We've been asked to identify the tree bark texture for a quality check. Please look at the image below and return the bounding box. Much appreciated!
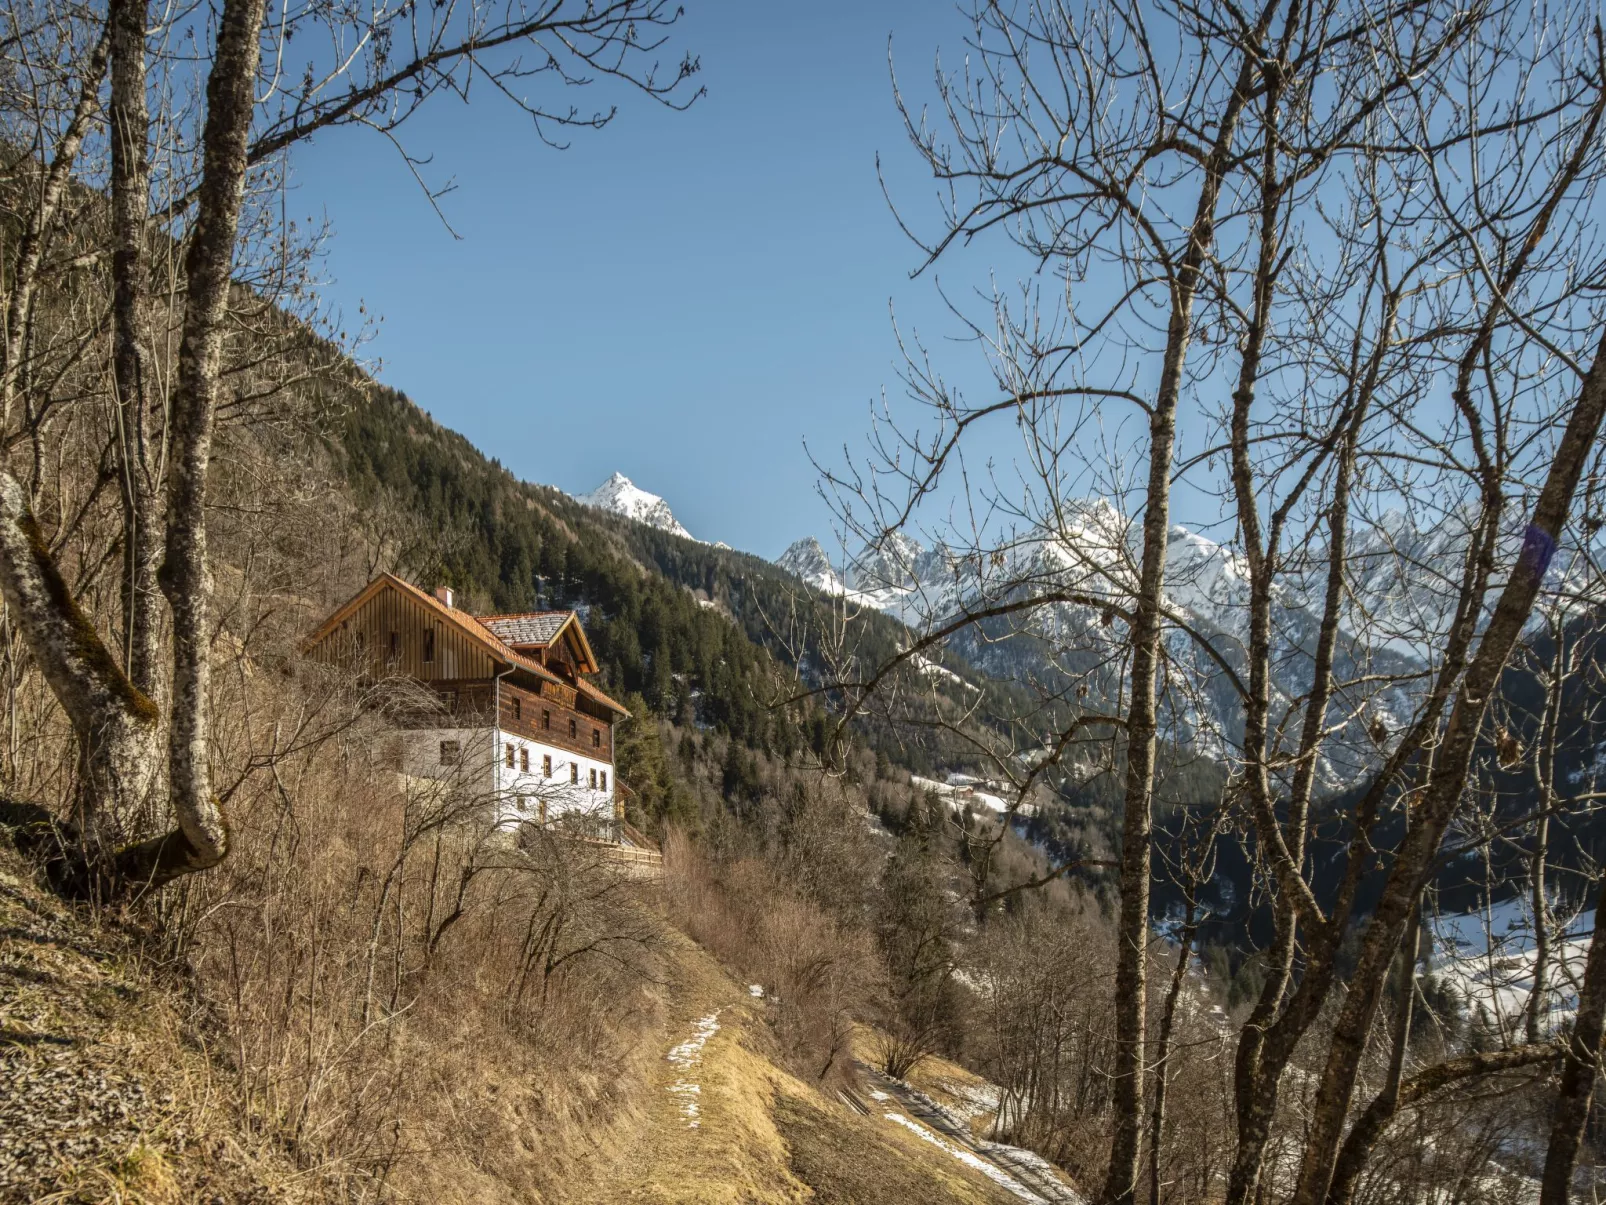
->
[0,471,159,855]
[1101,35,1262,1201]
[120,0,271,890]
[0,28,110,431]
[108,0,164,699]
[1327,1043,1562,1205]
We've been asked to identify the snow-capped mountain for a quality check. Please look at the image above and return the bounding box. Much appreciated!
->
[776,537,847,595]
[575,472,693,540]
[774,501,1442,782]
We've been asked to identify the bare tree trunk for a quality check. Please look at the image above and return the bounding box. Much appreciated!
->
[1540,869,1606,1205]
[1319,910,1422,1205]
[108,0,164,699]
[1528,812,1554,1044]
[116,0,269,889]
[0,26,110,431]
[1527,613,1565,1044]
[1102,36,1264,1196]
[1289,321,1606,1205]
[0,472,160,859]
[1148,899,1200,1205]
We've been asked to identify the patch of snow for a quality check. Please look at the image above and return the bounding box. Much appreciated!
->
[666,1011,722,1128]
[1430,898,1595,1035]
[910,653,981,693]
[883,1112,1048,1202]
[911,775,1016,815]
[748,984,764,997]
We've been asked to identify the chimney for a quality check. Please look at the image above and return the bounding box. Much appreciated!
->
[434,585,455,609]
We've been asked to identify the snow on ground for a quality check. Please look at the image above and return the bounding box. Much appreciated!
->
[665,1011,722,1128]
[909,653,981,694]
[882,1112,1048,1203]
[944,1080,1002,1122]
[1429,897,1595,1034]
[910,775,1019,816]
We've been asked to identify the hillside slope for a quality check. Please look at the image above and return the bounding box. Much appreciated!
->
[0,843,291,1203]
[0,828,1064,1205]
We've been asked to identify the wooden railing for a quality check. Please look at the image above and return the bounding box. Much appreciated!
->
[619,820,660,854]
[567,834,662,874]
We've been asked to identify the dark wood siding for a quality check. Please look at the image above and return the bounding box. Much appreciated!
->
[498,682,613,763]
[391,680,612,764]
[308,585,498,682]
[308,582,616,762]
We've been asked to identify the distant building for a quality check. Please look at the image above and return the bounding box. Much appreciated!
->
[303,574,630,836]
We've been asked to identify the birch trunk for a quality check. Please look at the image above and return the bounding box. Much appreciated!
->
[0,472,160,860]
[116,0,269,889]
[108,0,164,699]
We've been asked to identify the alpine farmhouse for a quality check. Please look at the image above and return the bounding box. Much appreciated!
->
[303,574,631,836]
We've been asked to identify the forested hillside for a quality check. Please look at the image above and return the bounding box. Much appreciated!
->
[331,381,1067,790]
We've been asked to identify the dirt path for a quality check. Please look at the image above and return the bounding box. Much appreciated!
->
[568,932,807,1204]
[857,1064,1086,1205]
[568,931,1035,1205]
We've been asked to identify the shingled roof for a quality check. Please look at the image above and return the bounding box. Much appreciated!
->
[478,612,571,647]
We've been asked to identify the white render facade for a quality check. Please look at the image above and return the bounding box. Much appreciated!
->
[401,725,618,831]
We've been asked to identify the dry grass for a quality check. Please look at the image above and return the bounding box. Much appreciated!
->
[160,674,674,1203]
[566,929,1023,1205]
[659,831,882,1087]
[772,1091,1020,1205]
[0,846,292,1204]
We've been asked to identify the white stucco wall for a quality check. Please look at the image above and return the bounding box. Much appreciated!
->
[399,725,615,831]
[493,728,615,828]
[400,726,497,794]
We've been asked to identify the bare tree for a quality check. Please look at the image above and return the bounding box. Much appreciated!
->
[0,0,702,893]
[821,1,1606,1200]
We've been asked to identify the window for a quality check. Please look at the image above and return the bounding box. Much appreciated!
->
[388,631,399,659]
[600,771,607,792]
[542,754,552,777]
[354,630,365,654]
[443,690,458,712]
[516,794,528,813]
[589,768,597,789]
[542,709,551,730]
[592,728,601,749]
[423,627,435,663]
[505,743,515,769]
[569,718,577,740]
[520,747,529,773]
[439,740,460,766]
[570,763,579,785]
[512,696,521,720]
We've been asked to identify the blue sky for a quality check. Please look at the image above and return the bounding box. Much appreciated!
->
[291,0,1010,559]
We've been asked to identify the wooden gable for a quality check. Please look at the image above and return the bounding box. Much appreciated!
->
[304,575,630,719]
[304,577,500,682]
